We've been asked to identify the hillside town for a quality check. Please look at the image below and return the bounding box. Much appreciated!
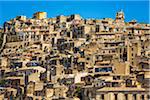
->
[0,10,150,100]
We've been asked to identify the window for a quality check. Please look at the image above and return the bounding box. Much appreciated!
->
[81,77,85,81]
[114,94,118,100]
[147,95,150,99]
[112,50,115,53]
[125,94,128,100]
[133,94,136,100]
[101,94,104,100]
[95,68,99,72]
[87,57,90,60]
[141,95,144,100]
[96,25,99,32]
[132,48,134,51]
[32,56,37,61]
[39,57,42,61]
[113,76,120,80]
[112,82,120,87]
[95,67,112,72]
[126,79,132,87]
[132,53,134,56]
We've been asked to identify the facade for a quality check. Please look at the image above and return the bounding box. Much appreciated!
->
[33,12,47,19]
[0,10,150,100]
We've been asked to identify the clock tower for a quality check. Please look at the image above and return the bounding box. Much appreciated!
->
[115,10,125,23]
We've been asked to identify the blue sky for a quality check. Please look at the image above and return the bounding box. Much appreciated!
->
[0,0,149,26]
